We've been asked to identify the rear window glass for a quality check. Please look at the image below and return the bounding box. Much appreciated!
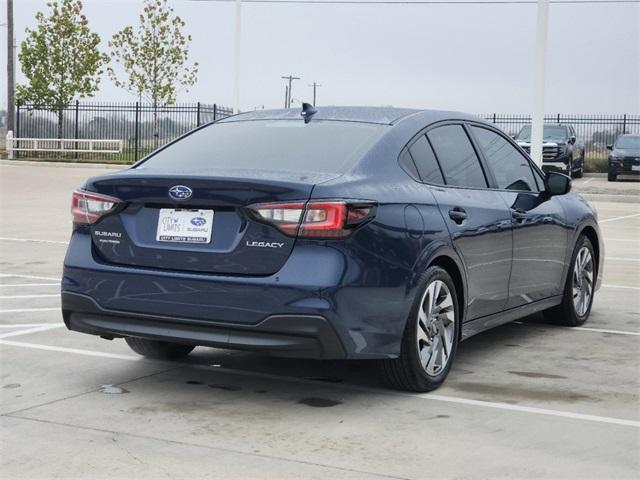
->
[138,120,387,173]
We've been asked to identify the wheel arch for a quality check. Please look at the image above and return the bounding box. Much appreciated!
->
[578,224,601,283]
[428,254,467,325]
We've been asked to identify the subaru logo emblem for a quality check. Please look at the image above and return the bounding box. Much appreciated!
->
[190,217,206,226]
[168,185,192,201]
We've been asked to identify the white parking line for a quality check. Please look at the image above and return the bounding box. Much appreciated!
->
[599,213,640,224]
[0,308,60,314]
[602,284,640,291]
[0,339,139,361]
[605,257,640,262]
[0,294,60,299]
[0,283,60,288]
[514,321,640,337]
[0,337,637,429]
[581,178,595,185]
[0,274,60,281]
[604,238,640,243]
[0,324,64,339]
[0,323,63,328]
[0,237,68,245]
[572,326,640,336]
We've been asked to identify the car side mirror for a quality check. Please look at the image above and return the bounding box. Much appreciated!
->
[546,172,571,196]
[606,145,613,151]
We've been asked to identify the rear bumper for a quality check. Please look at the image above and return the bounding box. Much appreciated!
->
[62,230,414,359]
[63,291,347,359]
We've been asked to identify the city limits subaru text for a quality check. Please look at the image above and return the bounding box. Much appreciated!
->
[62,107,604,391]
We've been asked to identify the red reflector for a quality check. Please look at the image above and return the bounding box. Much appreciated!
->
[71,190,120,225]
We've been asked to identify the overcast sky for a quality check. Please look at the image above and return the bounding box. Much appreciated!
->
[1,0,639,113]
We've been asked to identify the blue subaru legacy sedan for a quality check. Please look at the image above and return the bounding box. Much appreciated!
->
[62,107,604,391]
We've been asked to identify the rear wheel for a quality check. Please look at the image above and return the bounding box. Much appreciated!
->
[125,337,195,360]
[544,235,596,326]
[380,266,460,392]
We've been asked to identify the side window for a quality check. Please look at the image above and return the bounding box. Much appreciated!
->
[426,125,487,188]
[399,149,420,181]
[409,135,445,184]
[471,126,537,192]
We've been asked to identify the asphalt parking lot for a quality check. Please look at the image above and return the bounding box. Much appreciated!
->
[1,161,638,479]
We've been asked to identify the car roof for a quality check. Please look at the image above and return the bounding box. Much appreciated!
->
[219,106,482,126]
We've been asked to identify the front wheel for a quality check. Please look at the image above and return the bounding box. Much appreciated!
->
[380,266,460,392]
[608,171,617,182]
[574,159,584,178]
[544,235,596,326]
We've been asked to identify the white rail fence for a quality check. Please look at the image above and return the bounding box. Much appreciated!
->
[6,131,122,159]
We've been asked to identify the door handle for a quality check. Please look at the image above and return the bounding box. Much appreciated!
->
[449,207,467,224]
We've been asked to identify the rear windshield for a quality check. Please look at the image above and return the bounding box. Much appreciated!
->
[138,120,387,173]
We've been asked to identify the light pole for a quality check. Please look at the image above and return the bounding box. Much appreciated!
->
[530,0,549,168]
[5,0,15,133]
[233,0,242,113]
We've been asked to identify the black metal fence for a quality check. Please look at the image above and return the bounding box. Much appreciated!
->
[10,106,639,169]
[14,101,233,163]
[481,114,640,167]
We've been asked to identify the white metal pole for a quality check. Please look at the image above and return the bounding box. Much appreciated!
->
[233,0,242,113]
[531,0,549,168]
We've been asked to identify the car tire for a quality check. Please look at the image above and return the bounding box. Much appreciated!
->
[125,337,195,360]
[379,266,460,392]
[608,172,617,182]
[544,235,596,327]
[574,159,584,178]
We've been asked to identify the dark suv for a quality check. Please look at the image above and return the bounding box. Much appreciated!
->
[607,134,640,182]
[515,124,584,178]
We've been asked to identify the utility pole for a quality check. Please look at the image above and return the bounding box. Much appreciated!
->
[530,0,549,167]
[309,82,322,106]
[284,85,289,109]
[281,75,300,109]
[6,0,15,133]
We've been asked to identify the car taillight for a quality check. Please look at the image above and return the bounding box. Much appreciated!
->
[71,190,120,225]
[249,200,375,239]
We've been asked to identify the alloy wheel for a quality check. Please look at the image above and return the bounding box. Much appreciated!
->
[416,280,455,376]
[572,246,594,317]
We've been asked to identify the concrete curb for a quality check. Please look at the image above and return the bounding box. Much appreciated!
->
[0,159,127,170]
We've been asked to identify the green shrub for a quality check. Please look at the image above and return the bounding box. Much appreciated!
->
[585,155,609,173]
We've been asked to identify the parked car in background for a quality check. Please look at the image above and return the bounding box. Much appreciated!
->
[62,107,603,392]
[607,134,640,182]
[514,124,585,178]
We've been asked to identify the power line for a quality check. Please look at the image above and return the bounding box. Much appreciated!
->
[184,0,640,5]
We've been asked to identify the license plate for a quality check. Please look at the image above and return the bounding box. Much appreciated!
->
[156,209,214,243]
[632,165,640,172]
